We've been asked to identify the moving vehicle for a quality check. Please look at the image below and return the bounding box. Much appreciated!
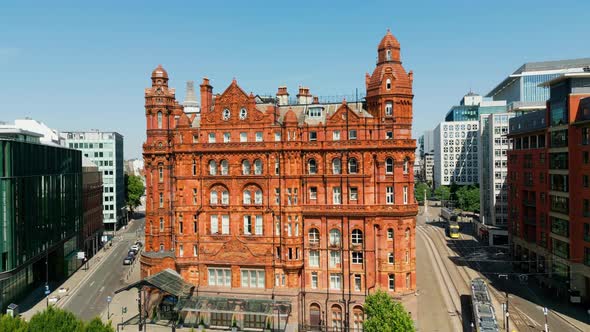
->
[471,278,499,332]
[447,221,460,239]
[123,256,133,265]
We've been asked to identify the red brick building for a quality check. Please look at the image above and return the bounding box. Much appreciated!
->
[508,72,590,303]
[141,30,417,330]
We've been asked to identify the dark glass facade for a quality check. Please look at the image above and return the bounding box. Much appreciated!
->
[0,139,83,310]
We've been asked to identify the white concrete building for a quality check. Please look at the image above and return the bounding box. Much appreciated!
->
[433,121,479,187]
[477,113,514,246]
[10,118,65,146]
[423,153,434,184]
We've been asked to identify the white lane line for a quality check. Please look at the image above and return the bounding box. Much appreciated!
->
[89,281,95,288]
[99,286,105,293]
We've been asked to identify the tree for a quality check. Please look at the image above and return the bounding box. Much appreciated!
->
[125,174,145,213]
[1,307,114,332]
[455,185,480,212]
[433,185,450,201]
[363,289,415,332]
[414,182,431,203]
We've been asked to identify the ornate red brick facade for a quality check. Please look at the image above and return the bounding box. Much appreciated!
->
[141,30,417,330]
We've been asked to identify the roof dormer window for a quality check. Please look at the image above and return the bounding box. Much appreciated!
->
[308,107,323,118]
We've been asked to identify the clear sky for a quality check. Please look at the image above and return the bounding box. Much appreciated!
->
[1,0,589,158]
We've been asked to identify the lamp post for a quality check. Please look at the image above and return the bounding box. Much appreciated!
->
[107,296,112,320]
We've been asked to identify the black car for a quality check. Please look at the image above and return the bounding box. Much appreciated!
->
[123,256,133,265]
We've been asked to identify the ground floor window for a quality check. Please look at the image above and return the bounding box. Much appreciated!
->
[352,306,364,332]
[244,314,265,329]
[208,268,231,287]
[241,269,265,288]
[331,305,342,331]
[210,312,232,327]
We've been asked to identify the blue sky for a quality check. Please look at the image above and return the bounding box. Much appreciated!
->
[1,0,589,158]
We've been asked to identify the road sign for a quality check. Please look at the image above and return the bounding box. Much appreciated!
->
[107,296,112,303]
[77,251,85,260]
[543,307,548,315]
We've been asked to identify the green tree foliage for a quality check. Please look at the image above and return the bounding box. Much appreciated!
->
[455,185,480,212]
[363,289,415,332]
[414,182,431,202]
[0,314,28,332]
[0,307,114,332]
[125,174,145,212]
[433,185,451,201]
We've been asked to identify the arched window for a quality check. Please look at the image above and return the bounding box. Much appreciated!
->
[159,243,164,252]
[221,190,229,205]
[254,190,263,204]
[387,228,394,240]
[388,274,395,291]
[386,78,391,90]
[386,158,394,174]
[388,252,394,264]
[308,228,320,244]
[158,163,164,182]
[220,160,229,175]
[405,227,410,240]
[348,158,358,174]
[331,305,343,332]
[308,159,317,174]
[254,159,263,175]
[159,217,164,231]
[310,304,321,329]
[329,229,341,246]
[351,229,363,245]
[157,111,163,129]
[210,191,218,205]
[243,190,252,204]
[209,160,217,175]
[352,306,364,332]
[403,158,409,174]
[242,160,251,175]
[332,158,341,174]
[386,50,392,61]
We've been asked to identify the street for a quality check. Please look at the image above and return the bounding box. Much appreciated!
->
[62,217,144,321]
[417,201,588,332]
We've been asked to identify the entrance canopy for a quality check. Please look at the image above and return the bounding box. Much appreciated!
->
[116,268,193,296]
[176,296,291,317]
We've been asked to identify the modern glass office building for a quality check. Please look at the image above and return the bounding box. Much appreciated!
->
[64,131,125,232]
[0,129,83,311]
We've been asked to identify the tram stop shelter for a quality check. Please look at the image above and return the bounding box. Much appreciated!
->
[116,269,291,331]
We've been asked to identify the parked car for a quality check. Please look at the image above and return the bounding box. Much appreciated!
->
[135,241,143,247]
[127,251,136,258]
[123,256,133,265]
[130,245,140,253]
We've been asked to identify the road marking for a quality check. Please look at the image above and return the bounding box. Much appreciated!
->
[99,286,105,293]
[89,281,95,287]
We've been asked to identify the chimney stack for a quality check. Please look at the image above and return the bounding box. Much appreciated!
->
[297,86,312,105]
[200,77,213,112]
[312,96,319,104]
[276,86,289,106]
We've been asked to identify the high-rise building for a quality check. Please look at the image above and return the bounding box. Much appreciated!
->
[433,120,480,187]
[444,92,506,122]
[508,71,590,303]
[140,30,418,330]
[477,113,514,245]
[0,128,83,311]
[64,131,125,232]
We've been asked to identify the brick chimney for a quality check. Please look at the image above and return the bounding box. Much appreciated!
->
[297,87,312,105]
[200,77,213,112]
[276,86,289,106]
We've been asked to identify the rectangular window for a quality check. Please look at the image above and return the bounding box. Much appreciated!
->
[386,131,393,139]
[193,188,197,205]
[210,215,218,234]
[179,216,183,234]
[275,188,280,205]
[311,272,318,289]
[179,244,184,257]
[193,135,198,143]
[241,269,265,288]
[255,131,263,142]
[193,245,198,257]
[385,101,393,116]
[244,215,252,235]
[349,129,357,140]
[350,187,358,201]
[310,187,317,200]
[403,186,408,204]
[208,133,216,143]
[255,215,263,235]
[333,130,341,141]
[351,252,363,264]
[386,186,394,204]
[159,217,164,231]
[309,250,319,267]
[274,132,281,142]
[309,131,317,141]
[330,274,342,290]
[222,215,229,234]
[208,268,231,287]
[333,187,341,205]
[274,160,280,175]
[223,132,231,143]
[354,274,361,291]
[329,251,341,267]
[159,193,164,207]
[193,215,198,233]
[240,132,248,142]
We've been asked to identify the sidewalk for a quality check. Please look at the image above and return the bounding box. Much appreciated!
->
[20,223,134,321]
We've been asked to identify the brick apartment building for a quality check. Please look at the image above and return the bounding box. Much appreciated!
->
[508,72,590,303]
[140,30,417,330]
